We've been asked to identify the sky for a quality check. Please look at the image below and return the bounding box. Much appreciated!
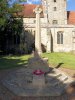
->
[9,0,75,11]
[67,0,75,11]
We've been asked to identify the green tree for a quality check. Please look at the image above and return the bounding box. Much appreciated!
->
[0,0,8,26]
[0,0,24,54]
[0,0,23,26]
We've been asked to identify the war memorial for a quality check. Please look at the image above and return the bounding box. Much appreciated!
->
[2,6,74,97]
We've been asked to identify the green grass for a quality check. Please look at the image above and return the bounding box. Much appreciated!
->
[0,55,31,70]
[0,52,75,70]
[42,52,75,70]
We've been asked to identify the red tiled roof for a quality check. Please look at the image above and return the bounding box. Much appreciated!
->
[14,4,75,25]
[67,11,75,25]
[22,4,44,18]
[22,5,75,25]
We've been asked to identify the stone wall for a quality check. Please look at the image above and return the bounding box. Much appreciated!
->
[51,26,73,52]
[44,0,67,25]
[23,13,75,53]
[23,16,75,53]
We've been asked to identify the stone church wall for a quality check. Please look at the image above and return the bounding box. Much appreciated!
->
[49,26,75,52]
[23,17,75,53]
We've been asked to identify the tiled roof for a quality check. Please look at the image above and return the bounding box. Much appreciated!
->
[22,5,75,25]
[22,4,44,18]
[14,4,75,25]
[67,11,75,25]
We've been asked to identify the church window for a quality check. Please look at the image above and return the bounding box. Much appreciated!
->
[72,30,75,43]
[52,20,58,24]
[34,30,35,35]
[72,30,75,37]
[57,31,63,44]
[54,7,57,11]
[34,20,36,23]
[54,0,56,2]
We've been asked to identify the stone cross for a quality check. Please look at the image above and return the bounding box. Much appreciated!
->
[33,5,42,55]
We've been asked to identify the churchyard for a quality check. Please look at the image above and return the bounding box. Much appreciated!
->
[0,3,75,99]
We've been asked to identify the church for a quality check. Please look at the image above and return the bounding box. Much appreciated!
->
[22,0,75,53]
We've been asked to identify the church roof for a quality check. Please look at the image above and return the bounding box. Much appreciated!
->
[22,5,75,25]
[14,4,75,25]
[22,4,44,18]
[67,11,75,25]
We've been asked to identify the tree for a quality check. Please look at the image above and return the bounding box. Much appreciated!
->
[0,0,8,26]
[0,0,24,54]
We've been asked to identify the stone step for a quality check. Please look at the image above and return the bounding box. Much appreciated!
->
[47,72,62,77]
[46,73,62,81]
[54,76,68,87]
[46,75,68,86]
[62,77,74,85]
[58,75,68,81]
[54,78,74,91]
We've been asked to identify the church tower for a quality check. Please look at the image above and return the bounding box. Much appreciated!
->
[42,0,67,25]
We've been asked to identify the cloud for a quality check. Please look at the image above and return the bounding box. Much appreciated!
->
[27,0,32,4]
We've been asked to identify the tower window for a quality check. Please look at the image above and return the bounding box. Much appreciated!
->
[57,31,63,44]
[54,7,57,11]
[54,0,56,2]
[52,20,58,24]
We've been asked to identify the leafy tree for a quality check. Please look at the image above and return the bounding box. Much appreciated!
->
[0,0,24,54]
[0,0,8,26]
[0,0,23,25]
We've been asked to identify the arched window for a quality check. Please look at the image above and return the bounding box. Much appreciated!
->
[34,20,36,23]
[57,33,60,44]
[72,30,75,43]
[72,30,75,37]
[33,30,35,36]
[52,20,58,24]
[54,7,57,11]
[57,31,63,44]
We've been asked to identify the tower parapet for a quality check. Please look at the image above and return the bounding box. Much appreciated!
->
[42,0,67,25]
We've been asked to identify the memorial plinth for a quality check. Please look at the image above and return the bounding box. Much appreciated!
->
[33,69,45,87]
[2,67,74,96]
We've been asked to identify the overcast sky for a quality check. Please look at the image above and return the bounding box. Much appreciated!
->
[9,0,75,11]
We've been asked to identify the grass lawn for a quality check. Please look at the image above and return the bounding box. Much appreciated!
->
[0,52,75,70]
[42,52,75,70]
[0,55,31,70]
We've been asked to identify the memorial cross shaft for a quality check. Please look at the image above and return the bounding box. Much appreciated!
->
[34,6,42,55]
